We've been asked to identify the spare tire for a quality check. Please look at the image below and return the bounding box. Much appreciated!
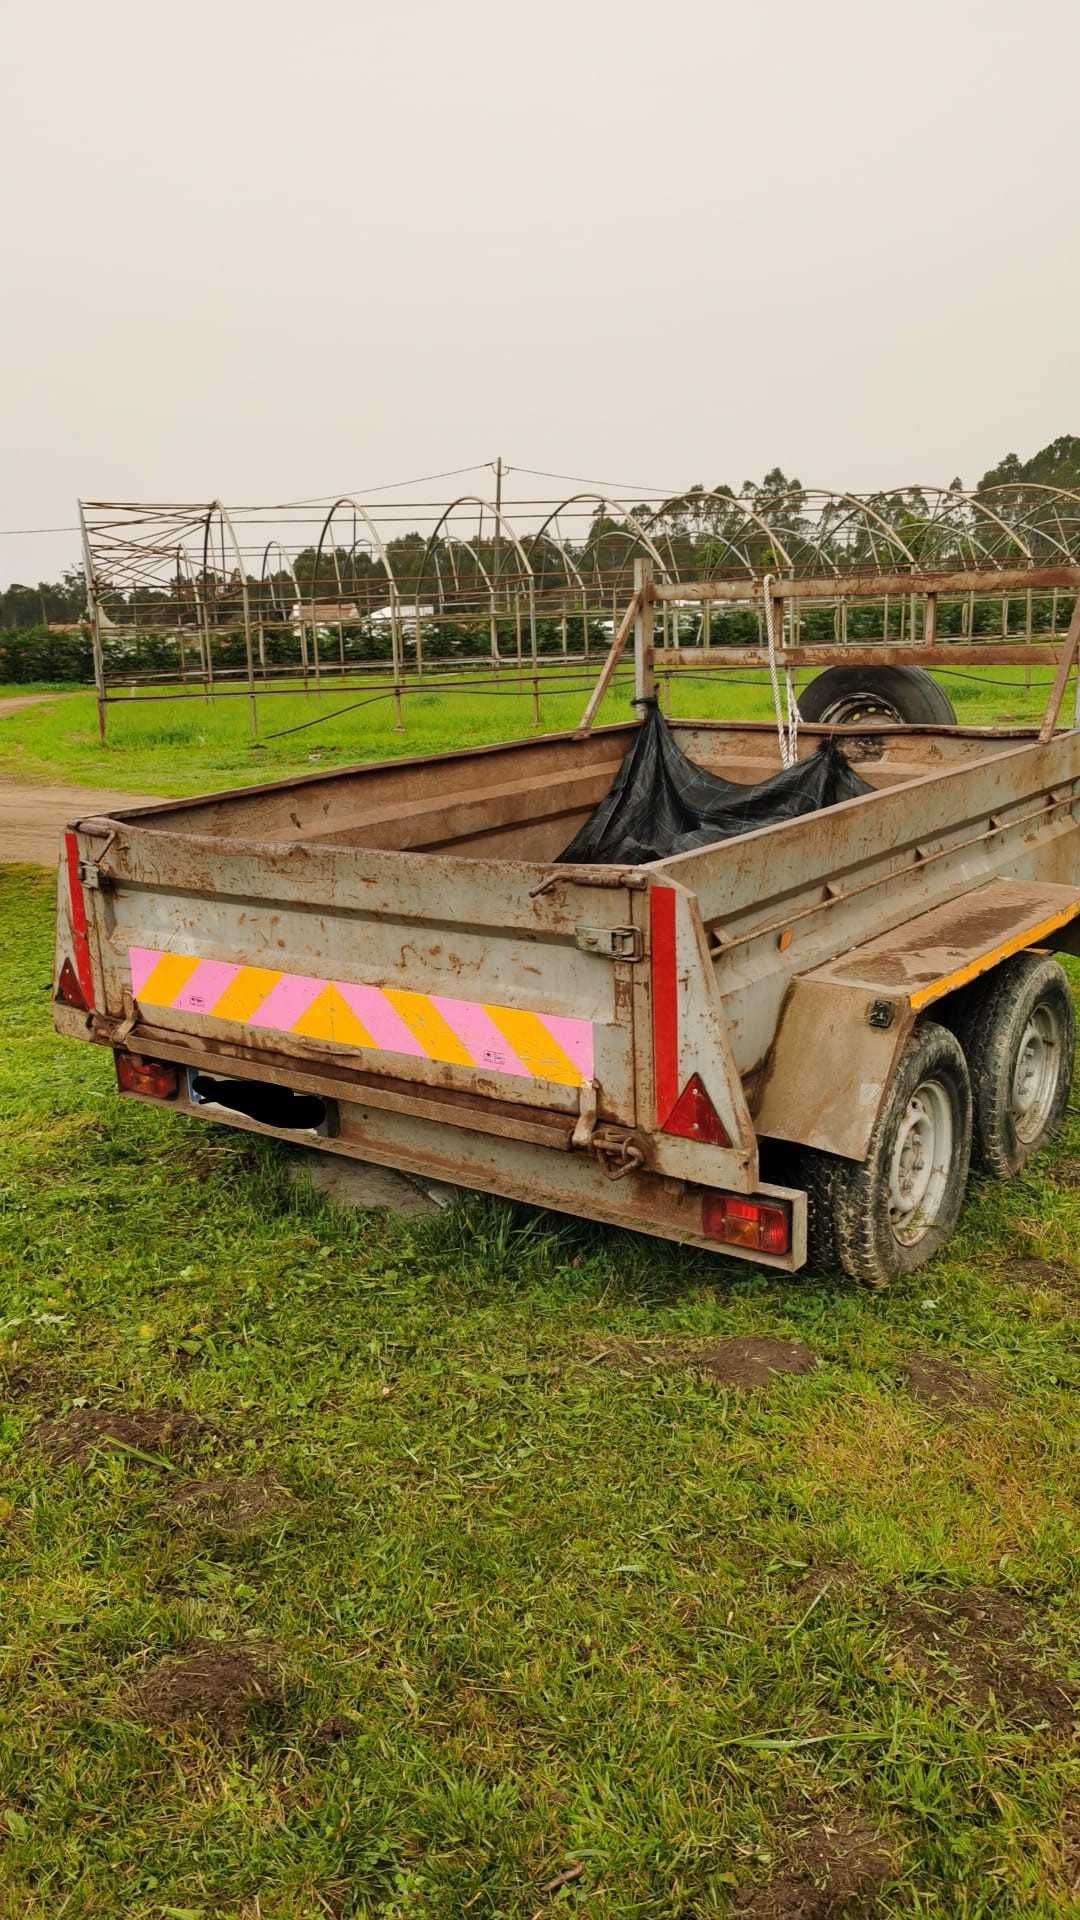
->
[797,665,957,727]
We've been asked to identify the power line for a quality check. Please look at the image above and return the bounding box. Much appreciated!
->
[0,523,80,537]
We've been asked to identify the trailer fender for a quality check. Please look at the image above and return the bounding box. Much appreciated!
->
[756,877,1080,1161]
[754,976,915,1161]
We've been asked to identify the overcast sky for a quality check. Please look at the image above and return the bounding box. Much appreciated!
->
[2,0,1077,583]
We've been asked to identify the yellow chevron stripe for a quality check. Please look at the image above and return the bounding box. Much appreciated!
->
[484,1005,583,1087]
[293,983,375,1049]
[212,965,282,1023]
[383,988,475,1068]
[138,951,201,1007]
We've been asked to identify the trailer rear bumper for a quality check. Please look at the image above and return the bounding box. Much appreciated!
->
[104,1041,808,1271]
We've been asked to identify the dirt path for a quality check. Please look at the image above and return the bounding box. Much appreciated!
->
[0,693,62,721]
[0,779,163,866]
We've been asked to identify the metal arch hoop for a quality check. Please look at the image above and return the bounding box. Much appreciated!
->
[438,536,503,668]
[311,497,405,702]
[801,488,919,569]
[531,493,671,580]
[877,484,1034,564]
[201,500,258,738]
[978,481,1080,562]
[644,489,797,575]
[260,539,308,684]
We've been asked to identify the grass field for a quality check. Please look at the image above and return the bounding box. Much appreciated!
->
[1,857,1079,1917]
[1,677,1078,1915]
[0,662,1064,797]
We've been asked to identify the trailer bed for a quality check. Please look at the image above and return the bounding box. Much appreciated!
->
[54,714,1080,1281]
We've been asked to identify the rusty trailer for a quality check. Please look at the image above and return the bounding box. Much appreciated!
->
[54,574,1080,1285]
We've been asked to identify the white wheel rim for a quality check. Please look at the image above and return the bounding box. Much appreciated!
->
[888,1077,954,1246]
[1011,1003,1061,1144]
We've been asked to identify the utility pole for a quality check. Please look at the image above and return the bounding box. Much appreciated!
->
[493,455,503,609]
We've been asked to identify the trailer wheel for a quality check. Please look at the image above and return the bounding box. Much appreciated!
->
[952,954,1075,1178]
[807,1022,972,1286]
[797,665,957,727]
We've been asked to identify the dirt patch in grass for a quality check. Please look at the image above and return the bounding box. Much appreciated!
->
[167,1472,298,1537]
[594,1335,817,1391]
[734,1810,895,1918]
[1053,1159,1080,1189]
[30,1406,211,1466]
[792,1562,862,1609]
[1059,1800,1080,1900]
[899,1354,1001,1414]
[1008,1257,1080,1300]
[694,1339,818,1389]
[1,1359,58,1405]
[308,1712,355,1749]
[886,1586,1076,1731]
[133,1640,287,1731]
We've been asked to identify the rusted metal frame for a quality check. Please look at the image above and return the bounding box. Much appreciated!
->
[633,558,655,704]
[1037,592,1080,740]
[99,1020,582,1150]
[654,643,1065,668]
[575,587,649,736]
[78,500,108,744]
[651,565,1080,601]
[116,1072,807,1268]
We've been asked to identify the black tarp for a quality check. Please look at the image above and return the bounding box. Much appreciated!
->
[558,699,873,866]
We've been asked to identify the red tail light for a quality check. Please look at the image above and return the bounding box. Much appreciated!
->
[702,1192,791,1256]
[115,1052,179,1100]
[62,832,95,1011]
[661,1073,731,1146]
[56,956,89,1011]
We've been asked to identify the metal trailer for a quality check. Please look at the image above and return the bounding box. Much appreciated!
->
[53,575,1080,1286]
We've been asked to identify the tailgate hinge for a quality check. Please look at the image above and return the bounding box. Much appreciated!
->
[575,924,643,961]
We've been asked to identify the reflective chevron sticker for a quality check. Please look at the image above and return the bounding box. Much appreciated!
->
[128,947,593,1088]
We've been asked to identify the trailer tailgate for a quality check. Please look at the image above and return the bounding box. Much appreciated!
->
[72,822,644,1123]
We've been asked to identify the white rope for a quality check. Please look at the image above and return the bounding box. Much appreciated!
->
[762,573,798,768]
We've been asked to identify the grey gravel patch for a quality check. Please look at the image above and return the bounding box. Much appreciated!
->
[289,1149,455,1217]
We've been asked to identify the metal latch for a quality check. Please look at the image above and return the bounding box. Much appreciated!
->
[78,861,107,891]
[575,925,643,961]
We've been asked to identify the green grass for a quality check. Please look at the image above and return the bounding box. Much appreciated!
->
[1,860,1078,1916]
[0,663,1063,798]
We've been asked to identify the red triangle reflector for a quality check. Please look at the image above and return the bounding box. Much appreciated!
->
[56,955,89,1011]
[661,1073,731,1146]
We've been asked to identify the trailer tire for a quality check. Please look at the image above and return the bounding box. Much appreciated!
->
[799,1148,842,1274]
[819,1022,972,1286]
[952,954,1075,1178]
[797,665,957,727]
